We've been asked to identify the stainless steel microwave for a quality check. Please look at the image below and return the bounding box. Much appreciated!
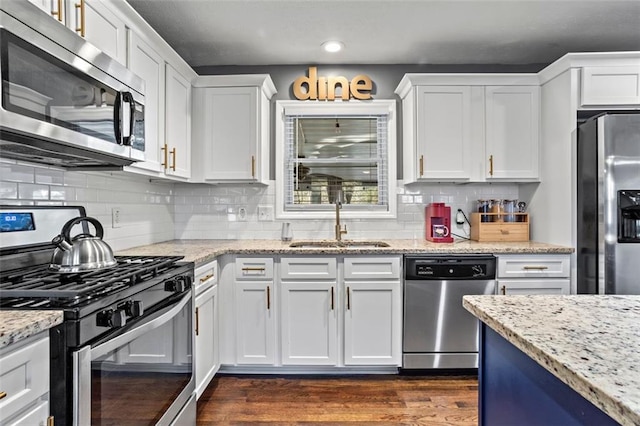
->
[0,2,145,169]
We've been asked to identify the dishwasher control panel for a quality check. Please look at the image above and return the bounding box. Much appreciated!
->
[405,255,496,280]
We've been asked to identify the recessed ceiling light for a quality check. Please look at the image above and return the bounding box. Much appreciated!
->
[322,41,344,53]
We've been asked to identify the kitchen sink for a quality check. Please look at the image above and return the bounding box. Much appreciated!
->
[288,240,391,248]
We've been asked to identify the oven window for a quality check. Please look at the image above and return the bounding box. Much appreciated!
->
[90,302,192,425]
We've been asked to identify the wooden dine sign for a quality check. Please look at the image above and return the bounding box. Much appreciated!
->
[293,66,373,101]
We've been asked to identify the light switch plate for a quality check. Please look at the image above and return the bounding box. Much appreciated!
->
[258,205,274,221]
[237,206,248,221]
[112,207,122,228]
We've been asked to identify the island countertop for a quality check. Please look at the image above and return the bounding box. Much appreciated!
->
[463,295,640,426]
[117,239,573,265]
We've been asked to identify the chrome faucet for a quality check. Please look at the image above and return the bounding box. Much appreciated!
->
[334,191,348,241]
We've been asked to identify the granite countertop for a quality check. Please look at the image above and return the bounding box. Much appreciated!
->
[463,295,640,426]
[117,239,573,265]
[0,311,63,350]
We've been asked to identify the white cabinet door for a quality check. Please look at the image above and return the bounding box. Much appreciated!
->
[67,0,127,64]
[485,85,540,180]
[581,66,640,106]
[343,281,402,366]
[415,86,472,180]
[234,281,275,365]
[195,283,219,399]
[126,31,165,174]
[280,281,338,366]
[165,64,192,179]
[203,87,259,181]
[498,279,570,295]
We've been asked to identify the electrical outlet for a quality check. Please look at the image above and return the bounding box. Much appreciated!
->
[258,205,274,221]
[237,206,248,221]
[112,207,122,228]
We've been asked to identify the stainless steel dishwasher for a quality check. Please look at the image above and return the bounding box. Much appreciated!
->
[403,255,496,370]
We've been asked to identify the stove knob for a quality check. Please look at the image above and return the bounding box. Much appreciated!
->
[124,301,144,318]
[97,309,127,328]
[164,279,183,293]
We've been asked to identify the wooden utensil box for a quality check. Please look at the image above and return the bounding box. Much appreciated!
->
[470,213,529,242]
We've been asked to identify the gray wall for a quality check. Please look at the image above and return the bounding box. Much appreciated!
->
[194,64,546,180]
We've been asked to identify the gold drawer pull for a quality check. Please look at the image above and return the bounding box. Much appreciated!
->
[501,285,506,295]
[331,286,335,311]
[523,266,549,271]
[48,416,55,426]
[242,267,266,272]
[75,0,85,37]
[199,273,214,283]
[251,155,256,178]
[161,144,168,169]
[267,285,271,310]
[170,148,177,171]
[0,391,7,400]
[419,155,424,177]
[489,154,494,176]
[51,0,63,21]
[346,287,351,310]
[195,307,200,336]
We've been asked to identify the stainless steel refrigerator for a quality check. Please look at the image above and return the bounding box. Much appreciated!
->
[577,112,640,294]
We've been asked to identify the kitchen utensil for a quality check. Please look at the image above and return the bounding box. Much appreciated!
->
[50,216,117,273]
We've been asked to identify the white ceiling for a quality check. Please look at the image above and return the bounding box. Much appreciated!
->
[126,0,640,68]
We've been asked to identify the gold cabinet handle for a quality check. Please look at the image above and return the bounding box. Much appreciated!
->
[170,148,177,171]
[523,266,549,271]
[51,0,63,22]
[489,154,494,177]
[346,287,351,310]
[330,286,334,311]
[419,155,424,177]
[161,144,168,169]
[48,416,55,426]
[0,391,6,400]
[75,0,85,37]
[242,267,266,272]
[199,273,214,283]
[501,285,506,295]
[266,285,271,310]
[195,307,200,336]
[251,155,256,178]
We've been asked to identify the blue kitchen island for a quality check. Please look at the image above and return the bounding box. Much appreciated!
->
[463,295,640,426]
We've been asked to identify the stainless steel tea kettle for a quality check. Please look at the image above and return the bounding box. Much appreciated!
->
[49,216,117,273]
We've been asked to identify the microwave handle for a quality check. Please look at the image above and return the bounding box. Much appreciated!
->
[113,91,123,145]
[121,92,135,146]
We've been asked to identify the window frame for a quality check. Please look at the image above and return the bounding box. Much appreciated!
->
[275,100,397,220]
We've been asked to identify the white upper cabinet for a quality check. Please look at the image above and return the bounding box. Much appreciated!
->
[192,75,276,184]
[396,74,540,183]
[414,86,473,181]
[485,85,540,180]
[581,66,640,106]
[29,0,126,64]
[125,31,166,174]
[164,64,192,179]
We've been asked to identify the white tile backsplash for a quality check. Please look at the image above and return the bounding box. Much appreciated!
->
[0,159,175,251]
[1,159,520,247]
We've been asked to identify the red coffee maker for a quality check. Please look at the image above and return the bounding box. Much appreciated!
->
[425,203,454,243]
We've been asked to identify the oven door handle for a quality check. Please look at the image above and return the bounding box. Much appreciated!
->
[72,291,191,426]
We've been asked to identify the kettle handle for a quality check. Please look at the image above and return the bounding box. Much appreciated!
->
[60,216,105,243]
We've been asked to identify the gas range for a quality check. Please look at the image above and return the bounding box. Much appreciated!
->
[0,206,196,425]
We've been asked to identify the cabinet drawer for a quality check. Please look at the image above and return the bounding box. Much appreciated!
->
[498,279,570,295]
[0,334,49,422]
[195,259,218,295]
[497,255,570,278]
[344,257,401,280]
[235,258,274,280]
[280,257,337,280]
[4,399,49,426]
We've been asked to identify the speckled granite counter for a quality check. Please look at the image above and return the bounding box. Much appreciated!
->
[0,311,63,349]
[463,295,640,426]
[117,239,573,265]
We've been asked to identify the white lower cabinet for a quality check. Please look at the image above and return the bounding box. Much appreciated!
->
[344,280,402,365]
[497,254,571,295]
[234,258,276,365]
[279,256,402,368]
[195,260,219,399]
[280,281,338,365]
[0,332,52,426]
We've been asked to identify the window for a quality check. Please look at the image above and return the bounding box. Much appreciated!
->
[275,100,396,219]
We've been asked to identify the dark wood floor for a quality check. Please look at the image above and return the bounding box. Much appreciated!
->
[197,374,478,425]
